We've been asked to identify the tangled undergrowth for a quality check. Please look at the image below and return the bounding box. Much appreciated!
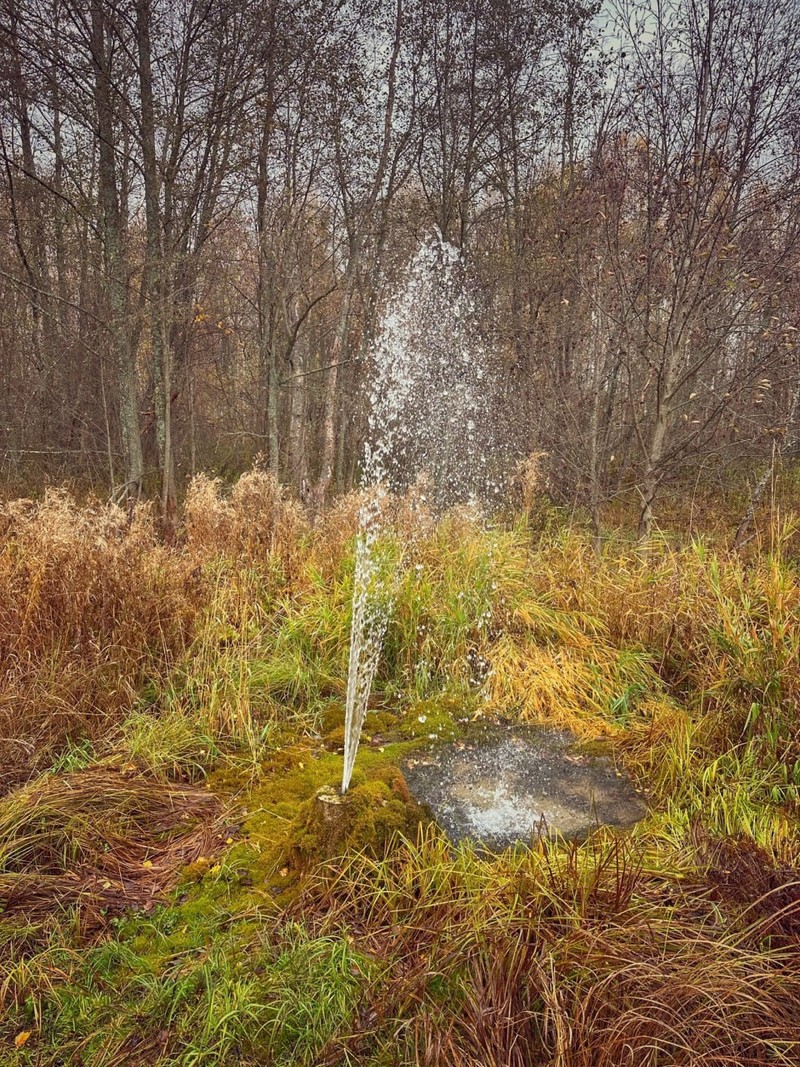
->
[0,769,226,925]
[294,830,800,1067]
[0,471,799,1065]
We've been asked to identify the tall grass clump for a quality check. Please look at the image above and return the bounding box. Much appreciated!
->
[295,827,800,1066]
[526,525,800,758]
[380,514,660,735]
[0,492,198,792]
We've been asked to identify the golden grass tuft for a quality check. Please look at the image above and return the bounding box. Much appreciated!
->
[528,527,800,754]
[0,491,198,792]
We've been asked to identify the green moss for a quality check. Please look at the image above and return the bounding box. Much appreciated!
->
[571,738,614,758]
[363,709,402,739]
[320,701,401,751]
[399,694,471,740]
[178,693,477,904]
[286,766,427,870]
[320,700,346,737]
[188,732,427,910]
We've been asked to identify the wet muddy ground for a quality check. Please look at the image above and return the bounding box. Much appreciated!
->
[403,722,647,849]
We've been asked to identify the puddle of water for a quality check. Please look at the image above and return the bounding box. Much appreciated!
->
[403,723,647,850]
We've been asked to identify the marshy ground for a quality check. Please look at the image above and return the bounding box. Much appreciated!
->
[402,722,648,849]
[1,472,800,1065]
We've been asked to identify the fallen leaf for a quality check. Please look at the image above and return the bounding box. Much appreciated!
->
[279,867,289,878]
[225,837,234,845]
[142,860,153,869]
[14,1032,31,1049]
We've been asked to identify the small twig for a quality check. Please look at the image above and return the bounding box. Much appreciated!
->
[220,431,271,439]
[278,359,353,386]
[2,447,122,456]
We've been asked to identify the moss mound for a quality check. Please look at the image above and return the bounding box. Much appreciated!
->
[286,767,427,869]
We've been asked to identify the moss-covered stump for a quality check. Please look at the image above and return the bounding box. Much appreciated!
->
[286,767,427,869]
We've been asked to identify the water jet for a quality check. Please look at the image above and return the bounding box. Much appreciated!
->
[341,233,508,792]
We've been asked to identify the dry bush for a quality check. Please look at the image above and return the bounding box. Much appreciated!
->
[389,476,439,540]
[307,490,363,576]
[303,481,439,586]
[512,450,548,519]
[0,491,198,792]
[184,470,308,575]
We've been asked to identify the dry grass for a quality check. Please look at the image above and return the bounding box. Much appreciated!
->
[2,476,798,808]
[298,828,800,1067]
[0,474,308,792]
[528,524,800,757]
[0,492,199,792]
[0,767,224,929]
[0,476,799,1064]
[184,469,308,574]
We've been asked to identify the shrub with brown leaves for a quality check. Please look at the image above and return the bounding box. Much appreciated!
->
[184,470,308,574]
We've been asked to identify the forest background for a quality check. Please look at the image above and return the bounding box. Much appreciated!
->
[1,0,799,538]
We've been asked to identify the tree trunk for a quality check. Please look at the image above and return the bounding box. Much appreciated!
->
[734,382,800,548]
[91,0,143,510]
[588,306,605,553]
[287,339,307,496]
[637,294,688,539]
[136,0,176,530]
[311,287,352,511]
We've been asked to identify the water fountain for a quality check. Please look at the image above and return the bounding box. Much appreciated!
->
[341,233,504,793]
[337,234,646,847]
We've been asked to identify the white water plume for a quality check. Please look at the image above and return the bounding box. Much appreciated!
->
[341,232,508,793]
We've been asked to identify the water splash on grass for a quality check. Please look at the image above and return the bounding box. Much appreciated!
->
[341,233,511,792]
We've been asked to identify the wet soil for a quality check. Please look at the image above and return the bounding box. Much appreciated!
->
[402,722,647,850]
